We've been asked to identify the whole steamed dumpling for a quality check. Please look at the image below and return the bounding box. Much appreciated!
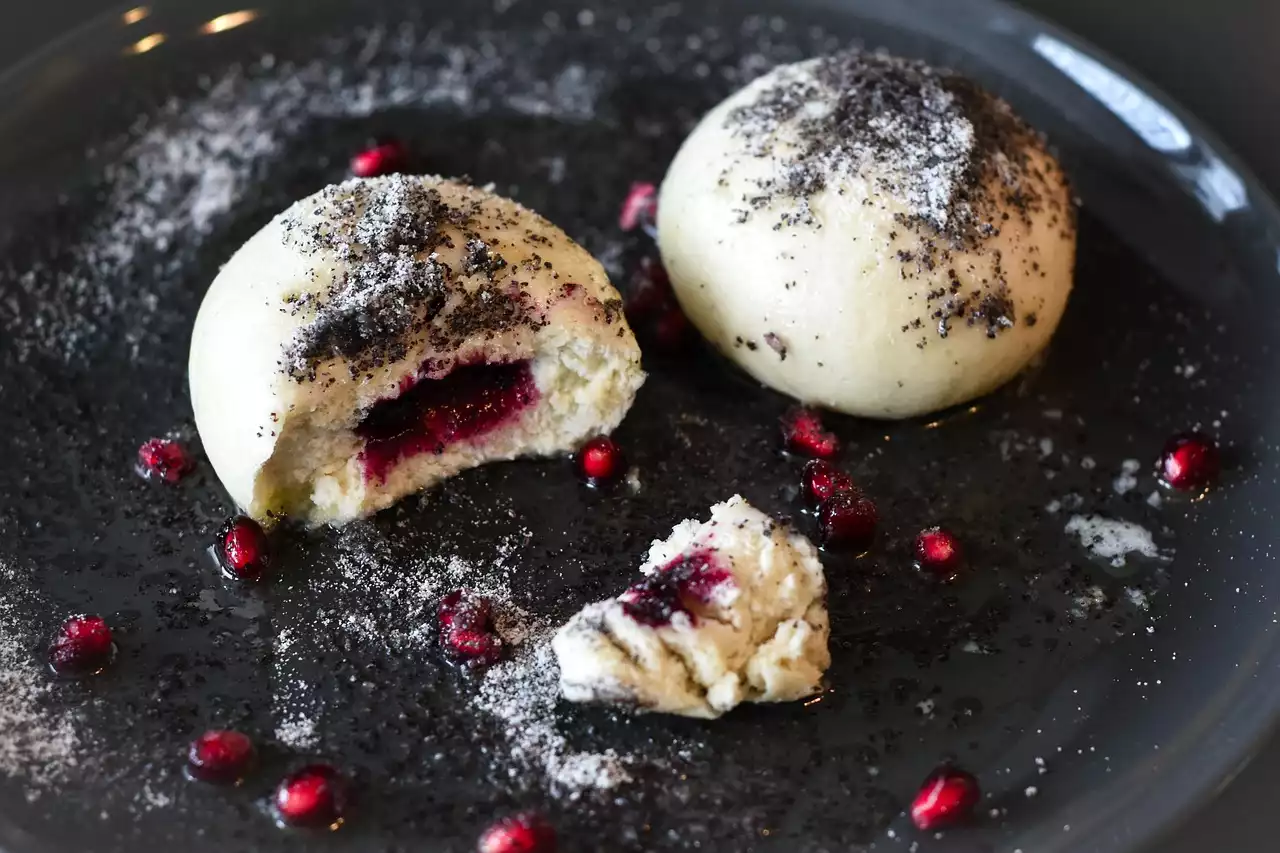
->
[190,175,644,526]
[658,51,1076,419]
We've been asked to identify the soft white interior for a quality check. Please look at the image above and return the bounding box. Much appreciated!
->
[552,495,830,719]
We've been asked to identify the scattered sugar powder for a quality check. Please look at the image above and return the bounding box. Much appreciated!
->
[474,628,633,799]
[0,561,87,794]
[1,25,606,363]
[1112,459,1142,495]
[1064,514,1165,568]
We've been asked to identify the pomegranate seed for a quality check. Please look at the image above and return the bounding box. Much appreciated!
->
[914,527,963,580]
[273,764,349,829]
[217,516,271,581]
[578,436,625,484]
[187,729,255,784]
[624,257,672,321]
[438,590,493,634]
[478,811,557,853]
[445,628,504,669]
[818,492,878,553]
[136,438,194,484]
[618,181,657,233]
[781,407,840,459]
[801,459,855,508]
[1157,432,1220,492]
[350,139,408,178]
[653,306,691,351]
[910,766,980,831]
[48,614,115,676]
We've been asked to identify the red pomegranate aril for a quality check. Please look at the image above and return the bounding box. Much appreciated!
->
[914,527,963,580]
[350,139,408,178]
[478,811,557,853]
[653,306,691,351]
[1158,432,1220,491]
[438,590,493,634]
[579,436,625,484]
[446,628,504,669]
[624,257,672,321]
[910,766,981,831]
[187,729,255,784]
[781,407,840,459]
[47,614,115,676]
[818,492,878,553]
[218,516,270,581]
[618,181,658,232]
[801,459,855,508]
[136,438,194,484]
[274,764,349,829]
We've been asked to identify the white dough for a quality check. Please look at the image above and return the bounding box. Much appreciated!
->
[189,175,644,525]
[552,495,830,719]
[658,51,1076,419]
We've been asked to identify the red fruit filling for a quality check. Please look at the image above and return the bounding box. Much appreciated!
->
[1157,432,1220,491]
[817,492,878,553]
[914,527,963,580]
[136,438,194,484]
[218,516,271,581]
[274,764,349,829]
[781,407,840,459]
[578,436,625,484]
[910,766,980,831]
[618,181,658,233]
[620,550,733,628]
[357,360,538,484]
[350,140,408,178]
[47,614,115,676]
[653,306,691,351]
[801,459,855,507]
[478,811,557,853]
[187,729,255,784]
[624,257,672,321]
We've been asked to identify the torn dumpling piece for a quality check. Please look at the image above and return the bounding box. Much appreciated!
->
[189,175,645,525]
[551,495,830,718]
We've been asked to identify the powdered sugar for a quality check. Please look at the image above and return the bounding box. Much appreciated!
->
[0,561,88,793]
[1,27,605,364]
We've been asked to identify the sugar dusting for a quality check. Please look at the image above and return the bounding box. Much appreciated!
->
[1065,514,1164,567]
[269,515,642,796]
[1,27,605,364]
[0,561,87,795]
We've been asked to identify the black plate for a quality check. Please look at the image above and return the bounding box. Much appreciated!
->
[2,1,1279,851]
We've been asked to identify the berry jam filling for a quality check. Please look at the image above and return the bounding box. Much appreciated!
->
[47,614,115,677]
[356,360,538,484]
[273,763,349,829]
[136,438,194,484]
[910,766,981,831]
[478,811,557,853]
[620,550,733,628]
[186,729,255,784]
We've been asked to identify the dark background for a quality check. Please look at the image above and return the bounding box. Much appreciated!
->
[3,1,1278,851]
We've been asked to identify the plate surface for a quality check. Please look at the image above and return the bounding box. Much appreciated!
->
[1,1,1279,851]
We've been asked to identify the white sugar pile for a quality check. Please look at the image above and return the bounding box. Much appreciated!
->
[1064,514,1165,568]
[0,561,87,797]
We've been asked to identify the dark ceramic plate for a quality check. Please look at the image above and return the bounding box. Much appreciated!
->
[2,0,1279,851]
